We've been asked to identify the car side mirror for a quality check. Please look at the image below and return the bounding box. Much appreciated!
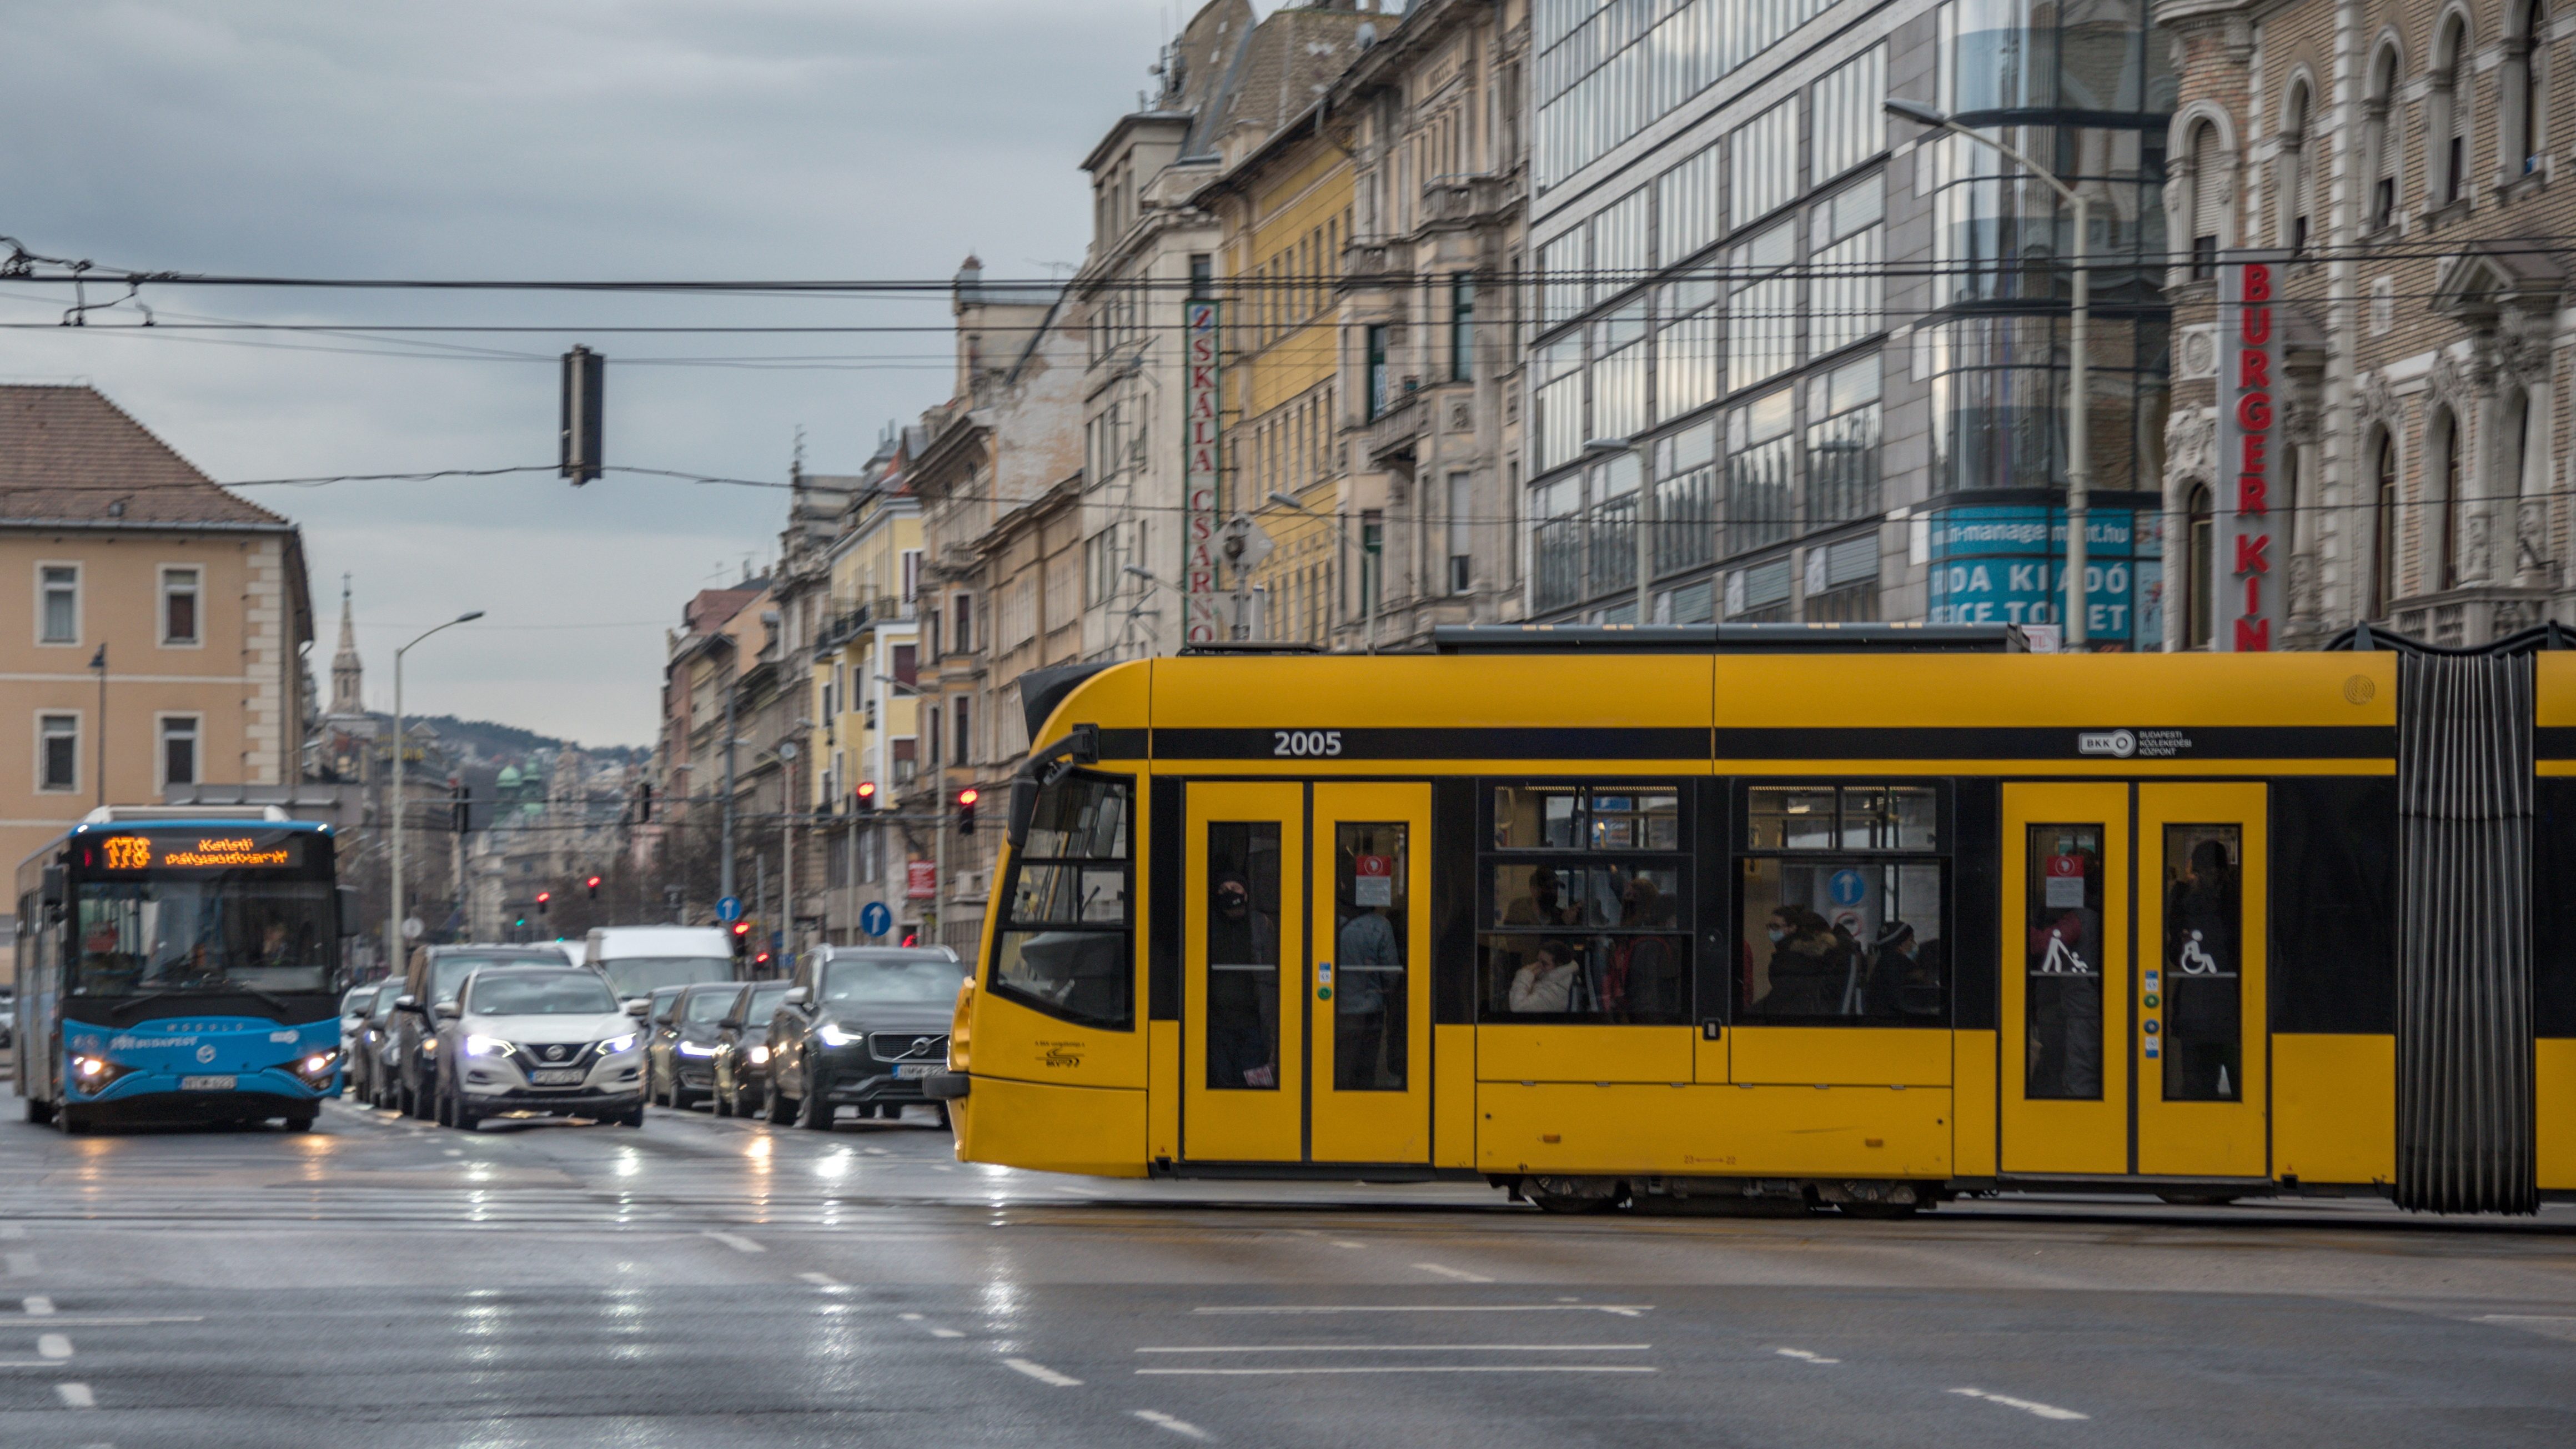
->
[394,994,423,1014]
[782,986,809,1007]
[431,1002,461,1022]
[625,999,650,1017]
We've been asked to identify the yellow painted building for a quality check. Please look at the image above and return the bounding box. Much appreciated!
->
[812,468,924,940]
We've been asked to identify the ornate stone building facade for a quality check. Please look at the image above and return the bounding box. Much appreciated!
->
[2161,0,2576,647]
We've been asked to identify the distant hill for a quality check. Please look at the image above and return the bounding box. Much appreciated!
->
[412,714,646,766]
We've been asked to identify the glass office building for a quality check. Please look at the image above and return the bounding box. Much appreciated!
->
[1525,0,2175,643]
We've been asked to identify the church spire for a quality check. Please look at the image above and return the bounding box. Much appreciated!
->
[329,574,365,716]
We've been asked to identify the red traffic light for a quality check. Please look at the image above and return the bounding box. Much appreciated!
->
[730,921,751,936]
[585,875,602,889]
[536,890,551,904]
[956,787,979,807]
[855,780,877,801]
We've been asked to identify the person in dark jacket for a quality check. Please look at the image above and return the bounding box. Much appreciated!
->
[1206,873,1278,1088]
[1756,906,1845,1016]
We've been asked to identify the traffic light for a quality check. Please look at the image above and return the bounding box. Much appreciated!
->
[729,919,751,960]
[560,346,604,484]
[956,786,980,835]
[536,890,552,917]
[854,780,876,809]
[585,874,602,900]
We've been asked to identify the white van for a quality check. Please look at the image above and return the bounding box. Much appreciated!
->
[583,925,740,1004]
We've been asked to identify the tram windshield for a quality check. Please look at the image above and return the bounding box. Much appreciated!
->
[71,878,337,997]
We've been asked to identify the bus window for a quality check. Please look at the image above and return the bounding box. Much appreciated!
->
[1204,823,1281,1087]
[1736,783,1947,1026]
[73,878,335,996]
[2026,825,2106,1099]
[2162,824,2243,1101]
[1477,784,1690,1024]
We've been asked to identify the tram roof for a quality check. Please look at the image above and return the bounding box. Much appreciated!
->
[1430,624,2032,654]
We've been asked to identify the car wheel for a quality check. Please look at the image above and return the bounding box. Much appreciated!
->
[283,1115,317,1134]
[622,1104,646,1127]
[712,1079,734,1118]
[764,1078,794,1126]
[434,1082,455,1127]
[797,1067,833,1131]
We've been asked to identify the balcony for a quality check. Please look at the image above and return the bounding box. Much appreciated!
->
[1421,174,1514,229]
[2387,585,2559,649]
[814,596,906,655]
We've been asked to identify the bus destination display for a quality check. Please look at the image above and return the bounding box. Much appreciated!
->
[83,832,307,871]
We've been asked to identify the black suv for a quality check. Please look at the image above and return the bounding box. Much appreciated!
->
[390,943,576,1118]
[646,981,740,1110]
[763,946,966,1130]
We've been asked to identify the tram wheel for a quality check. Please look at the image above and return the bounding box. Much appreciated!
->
[1530,1194,1618,1215]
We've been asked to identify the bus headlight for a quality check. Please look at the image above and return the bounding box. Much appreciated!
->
[299,1050,340,1079]
[71,1054,109,1079]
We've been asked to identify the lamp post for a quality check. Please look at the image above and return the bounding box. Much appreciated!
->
[1887,96,2091,649]
[390,610,483,975]
[1266,493,1375,653]
[1583,437,1653,623]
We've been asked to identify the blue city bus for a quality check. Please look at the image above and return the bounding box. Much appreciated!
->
[12,811,353,1132]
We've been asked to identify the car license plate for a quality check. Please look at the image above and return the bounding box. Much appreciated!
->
[530,1069,585,1086]
[895,1064,938,1079]
[180,1075,236,1091]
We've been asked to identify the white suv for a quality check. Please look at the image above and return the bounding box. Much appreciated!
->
[432,967,647,1130]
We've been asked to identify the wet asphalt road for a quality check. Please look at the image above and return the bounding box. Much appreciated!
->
[1,1095,2573,1447]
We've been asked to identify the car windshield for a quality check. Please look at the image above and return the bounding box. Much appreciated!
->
[681,990,733,1024]
[743,986,792,1021]
[342,986,377,1015]
[369,989,403,1024]
[71,879,335,996]
[431,951,569,1002]
[820,955,967,1006]
[469,971,618,1016]
[600,956,734,996]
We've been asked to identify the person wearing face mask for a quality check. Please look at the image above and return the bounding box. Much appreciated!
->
[1206,873,1278,1088]
[1755,906,1842,1016]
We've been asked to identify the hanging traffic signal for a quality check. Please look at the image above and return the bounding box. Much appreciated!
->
[956,786,980,835]
[585,874,602,900]
[560,347,604,484]
[536,890,552,917]
[854,780,876,808]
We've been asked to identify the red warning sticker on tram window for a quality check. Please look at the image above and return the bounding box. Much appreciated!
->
[1352,854,1395,907]
[2044,853,2087,909]
[1354,855,1394,878]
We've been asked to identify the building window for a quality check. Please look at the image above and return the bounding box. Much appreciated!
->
[2517,0,2549,174]
[39,564,77,644]
[2432,405,2463,590]
[1728,220,1799,392]
[1449,274,1475,382]
[2436,18,2473,205]
[901,550,921,610]
[1478,783,1690,1024]
[1651,420,1719,578]
[38,713,78,793]
[1534,337,1584,473]
[1727,555,1795,622]
[1536,230,1586,329]
[953,697,972,767]
[952,594,973,655]
[1593,187,1648,290]
[2371,428,2399,616]
[1447,471,1474,595]
[1810,46,1886,185]
[1805,354,1882,528]
[161,566,201,645]
[1729,99,1798,225]
[892,643,917,687]
[2185,483,2216,648]
[1590,303,1648,442]
[1804,535,1881,621]
[1725,387,1797,555]
[926,706,940,766]
[1740,783,1944,1024]
[1365,324,1390,419]
[160,715,200,790]
[2187,119,2223,277]
[2368,46,2401,229]
[1655,274,1719,421]
[1654,144,1721,266]
[1809,176,1884,358]
[2282,83,2313,252]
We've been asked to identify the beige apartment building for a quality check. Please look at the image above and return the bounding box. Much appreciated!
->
[0,384,313,886]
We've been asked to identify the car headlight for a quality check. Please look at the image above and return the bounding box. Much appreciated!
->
[747,1044,770,1065]
[599,1032,640,1055]
[463,1035,513,1059]
[419,1037,439,1055]
[815,1021,859,1047]
[677,1040,718,1057]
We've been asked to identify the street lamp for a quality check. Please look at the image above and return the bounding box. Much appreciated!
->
[1583,437,1653,623]
[390,609,483,973]
[1886,95,2091,649]
[1266,492,1374,654]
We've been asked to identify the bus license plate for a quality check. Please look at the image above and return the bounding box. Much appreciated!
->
[180,1075,236,1091]
[530,1069,585,1086]
[895,1064,938,1079]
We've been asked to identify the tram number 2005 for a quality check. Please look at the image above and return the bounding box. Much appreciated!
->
[1273,730,1345,758]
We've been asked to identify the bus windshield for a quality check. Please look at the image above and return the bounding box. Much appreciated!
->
[72,878,335,997]
[599,957,733,997]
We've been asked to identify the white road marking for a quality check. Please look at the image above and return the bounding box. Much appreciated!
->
[800,1272,844,1288]
[2478,1315,2576,1323]
[701,1231,765,1254]
[1133,1409,1211,1440]
[1411,1262,1495,1283]
[1139,1344,1651,1354]
[931,1328,965,1338]
[1140,1365,1656,1376]
[443,1149,462,1157]
[1195,1304,1649,1317]
[38,1335,71,1360]
[56,1382,94,1408]
[1949,1387,2090,1421]
[1775,1347,1840,1364]
[1330,1240,1365,1250]
[1004,1357,1083,1387]
[22,1297,54,1316]
[898,1312,923,1321]
[0,1316,196,1327]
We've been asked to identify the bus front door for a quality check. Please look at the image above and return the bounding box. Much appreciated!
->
[1308,783,1433,1166]
[2000,782,2269,1182]
[1182,783,1306,1163]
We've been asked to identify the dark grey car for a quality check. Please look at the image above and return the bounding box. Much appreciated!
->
[762,946,965,1130]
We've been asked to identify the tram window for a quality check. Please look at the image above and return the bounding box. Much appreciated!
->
[1479,868,1688,1022]
[1204,822,1283,1089]
[989,771,1134,1030]
[1749,785,1936,851]
[1738,859,1945,1022]
[2160,824,2243,1101]
[1333,822,1408,1092]
[1492,785,1678,850]
[2025,824,2106,1100]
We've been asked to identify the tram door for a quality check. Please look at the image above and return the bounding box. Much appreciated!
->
[1308,784,1433,1165]
[2000,783,2268,1179]
[1183,783,1307,1162]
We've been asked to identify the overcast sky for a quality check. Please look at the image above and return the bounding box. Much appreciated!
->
[0,1,1233,747]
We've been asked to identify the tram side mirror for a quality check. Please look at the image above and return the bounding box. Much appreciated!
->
[38,864,66,918]
[337,887,362,939]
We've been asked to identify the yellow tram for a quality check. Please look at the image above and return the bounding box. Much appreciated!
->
[930,625,2576,1215]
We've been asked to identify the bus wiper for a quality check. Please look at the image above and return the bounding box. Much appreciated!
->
[91,986,302,1021]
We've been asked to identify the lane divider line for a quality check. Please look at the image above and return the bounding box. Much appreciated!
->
[702,1231,766,1254]
[898,1312,923,1321]
[1949,1387,2090,1421]
[1004,1357,1083,1387]
[1133,1409,1212,1440]
[1194,1303,1651,1317]
[1139,1365,1656,1376]
[930,1328,965,1339]
[1411,1263,1495,1283]
[800,1272,844,1288]
[22,1297,54,1316]
[37,1335,71,1361]
[1138,1344,1652,1354]
[1774,1347,1841,1364]
[55,1382,93,1408]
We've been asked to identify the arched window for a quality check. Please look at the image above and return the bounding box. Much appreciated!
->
[2186,483,2216,647]
[2368,46,2402,229]
[2436,17,2474,205]
[2431,405,2463,590]
[2282,83,2314,252]
[2371,427,2399,616]
[2188,120,2225,276]
[2517,0,2549,176]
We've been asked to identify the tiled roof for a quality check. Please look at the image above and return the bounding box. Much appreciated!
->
[0,384,289,528]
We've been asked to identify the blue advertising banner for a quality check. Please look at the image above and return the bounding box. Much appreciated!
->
[1925,506,2161,646]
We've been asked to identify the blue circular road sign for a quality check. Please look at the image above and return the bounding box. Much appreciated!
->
[1829,869,1867,907]
[860,901,893,938]
[715,895,744,923]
